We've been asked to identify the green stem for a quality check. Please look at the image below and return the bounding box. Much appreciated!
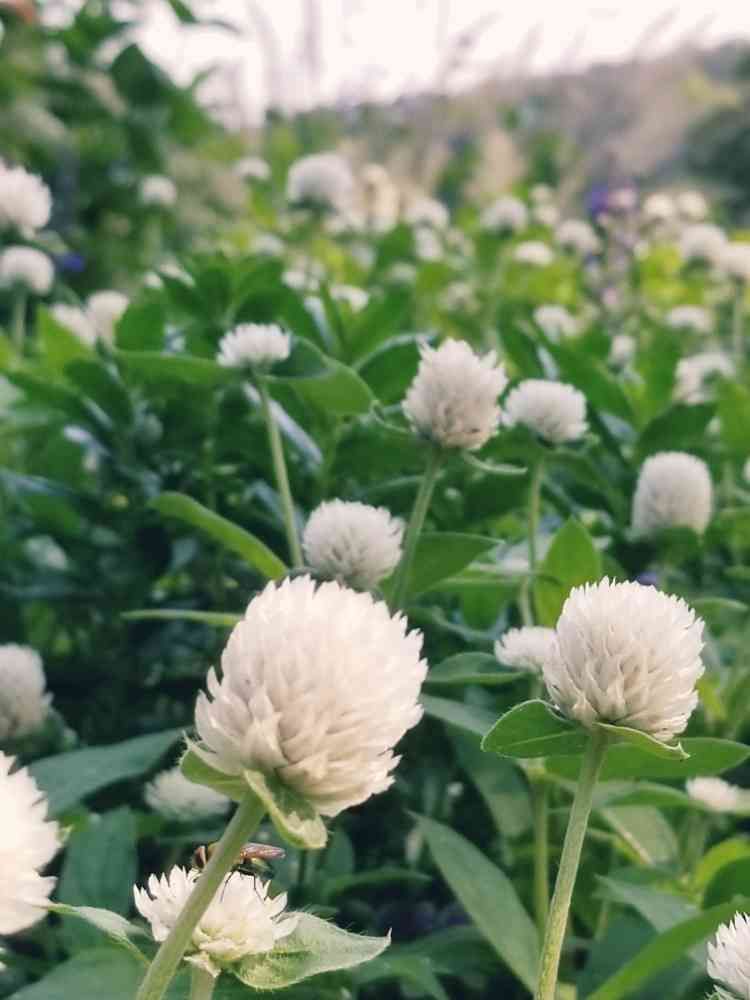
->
[531,774,550,935]
[732,279,745,366]
[189,966,215,1000]
[520,459,545,625]
[536,729,608,1000]
[135,794,265,1000]
[11,289,27,352]
[257,378,303,568]
[390,445,443,610]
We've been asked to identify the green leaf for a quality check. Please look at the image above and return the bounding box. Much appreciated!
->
[425,652,523,687]
[704,859,750,907]
[37,305,93,370]
[598,805,679,865]
[357,953,449,1000]
[596,876,697,936]
[115,302,165,351]
[122,609,241,627]
[542,337,634,423]
[421,694,501,738]
[321,866,431,902]
[452,731,532,838]
[116,350,235,389]
[547,737,750,782]
[717,380,750,454]
[152,491,286,580]
[30,729,181,816]
[417,815,539,991]
[65,359,133,426]
[271,339,375,415]
[463,453,527,477]
[595,723,687,761]
[181,747,255,802]
[407,532,498,598]
[482,700,587,758]
[5,947,155,1000]
[235,912,389,989]
[636,403,714,459]
[533,518,601,626]
[693,837,750,892]
[47,904,147,962]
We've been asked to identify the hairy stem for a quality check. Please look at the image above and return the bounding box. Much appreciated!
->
[531,772,550,935]
[257,378,304,568]
[189,966,215,1000]
[11,289,27,352]
[390,445,443,610]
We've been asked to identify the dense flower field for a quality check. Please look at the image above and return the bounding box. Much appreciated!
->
[2,7,750,1000]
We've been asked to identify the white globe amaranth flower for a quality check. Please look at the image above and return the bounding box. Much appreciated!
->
[286,152,354,211]
[504,379,588,444]
[0,163,52,234]
[0,246,54,295]
[677,190,708,221]
[254,232,285,256]
[86,290,129,344]
[217,323,291,370]
[303,500,403,590]
[679,223,727,264]
[534,304,578,340]
[534,202,560,227]
[0,752,60,934]
[479,196,528,234]
[134,866,297,978]
[642,192,676,223]
[609,334,636,367]
[721,242,750,283]
[555,219,600,256]
[330,284,369,312]
[0,645,51,742]
[403,339,508,450]
[632,451,713,537]
[414,225,443,261]
[546,578,704,743]
[686,777,744,814]
[193,576,427,817]
[708,914,750,1000]
[495,627,560,675]
[235,156,271,182]
[144,766,231,823]
[514,240,555,267]
[50,303,97,346]
[674,351,733,403]
[140,174,177,208]
[665,304,712,334]
[744,457,750,485]
[404,195,449,230]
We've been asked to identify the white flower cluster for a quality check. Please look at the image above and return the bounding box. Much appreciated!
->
[676,190,708,220]
[609,334,636,367]
[217,323,291,369]
[665,305,712,334]
[679,223,726,264]
[134,866,297,979]
[631,451,713,536]
[144,766,231,823]
[286,153,354,211]
[404,196,449,230]
[556,219,600,256]
[50,290,129,347]
[534,304,578,340]
[0,752,60,934]
[0,162,52,234]
[403,340,507,450]
[504,379,588,444]
[192,577,427,816]
[140,175,177,208]
[544,579,704,743]
[642,193,675,223]
[514,241,554,267]
[0,246,54,295]
[686,777,744,814]
[235,156,271,182]
[495,627,559,675]
[674,351,733,403]
[479,196,528,233]
[721,242,750,283]
[330,284,369,312]
[708,914,750,1000]
[0,645,51,742]
[303,500,403,590]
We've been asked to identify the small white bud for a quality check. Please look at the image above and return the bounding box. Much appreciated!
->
[217,323,291,369]
[144,766,231,823]
[632,451,712,536]
[494,627,560,675]
[303,500,403,590]
[0,645,51,741]
[504,379,587,444]
[0,246,54,294]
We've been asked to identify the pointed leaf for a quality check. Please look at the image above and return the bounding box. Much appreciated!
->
[547,737,750,781]
[595,723,687,761]
[533,518,601,626]
[425,652,523,687]
[47,904,147,963]
[482,700,587,758]
[407,533,498,598]
[243,768,327,850]
[421,694,500,738]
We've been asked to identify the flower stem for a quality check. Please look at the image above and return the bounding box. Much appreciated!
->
[535,729,608,1000]
[189,966,215,1000]
[390,445,443,610]
[11,289,27,352]
[732,279,745,366]
[531,773,550,935]
[257,377,304,568]
[135,794,265,1000]
[520,458,544,626]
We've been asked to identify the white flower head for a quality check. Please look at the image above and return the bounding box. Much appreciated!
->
[480,196,528,234]
[50,303,96,346]
[0,645,51,742]
[674,351,733,403]
[666,305,712,334]
[504,379,587,444]
[193,576,427,817]
[686,777,743,814]
[534,202,560,227]
[534,304,578,340]
[134,866,297,978]
[546,578,704,743]
[609,334,636,367]
[642,192,676,223]
[403,339,508,450]
[556,219,600,256]
[632,451,713,536]
[721,242,750,283]
[144,766,231,823]
[286,153,354,211]
[86,290,129,344]
[514,241,555,267]
[0,752,59,934]
[495,627,560,675]
[330,284,369,312]
[303,500,403,590]
[0,163,52,234]
[0,246,54,295]
[677,190,708,221]
[680,223,727,264]
[140,174,177,208]
[414,226,443,261]
[235,156,271,182]
[217,323,291,370]
[254,233,285,256]
[404,196,449,230]
[708,914,750,1000]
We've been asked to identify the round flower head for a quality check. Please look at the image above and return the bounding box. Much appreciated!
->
[514,241,554,266]
[721,242,750,283]
[0,246,54,295]
[414,226,442,261]
[403,339,507,451]
[609,333,636,367]
[50,303,96,346]
[144,766,231,823]
[534,304,578,340]
[480,196,528,233]
[404,196,449,230]
[495,627,560,675]
[680,223,726,264]
[677,190,708,221]
[0,645,51,742]
[254,232,284,256]
[708,914,750,1000]
[286,152,354,211]
[303,500,403,590]
[140,174,177,208]
[504,379,587,444]
[555,219,600,256]
[686,777,743,814]
[193,576,427,817]
[642,192,676,223]
[86,290,129,344]
[330,284,369,312]
[235,156,271,182]
[134,866,297,979]
[217,323,291,370]
[665,304,712,334]
[545,579,704,743]
[675,351,733,403]
[0,163,52,234]
[632,451,713,536]
[0,752,59,934]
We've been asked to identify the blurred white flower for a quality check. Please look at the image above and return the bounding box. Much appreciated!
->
[193,577,427,817]
[144,766,231,823]
[254,232,285,256]
[86,290,129,344]
[531,184,554,204]
[744,457,750,485]
[556,219,600,256]
[403,339,507,450]
[217,323,291,369]
[514,241,555,266]
[0,645,51,742]
[534,304,578,340]
[504,379,587,444]
[609,334,636,367]
[642,192,676,223]
[665,304,712,334]
[414,226,443,261]
[546,579,704,743]
[676,190,708,221]
[0,163,52,234]
[686,777,743,814]
[534,202,560,227]
[387,262,418,285]
[495,627,560,675]
[708,913,750,1000]
[330,284,369,312]
[721,242,750,283]
[679,223,727,264]
[140,174,177,208]
[361,163,400,231]
[0,752,59,934]
[631,451,713,536]
[0,246,54,295]
[674,351,733,403]
[439,281,476,311]
[404,195,449,230]
[283,268,314,292]
[235,156,271,182]
[303,500,403,590]
[479,196,528,234]
[134,866,297,979]
[50,303,96,346]
[286,153,354,211]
